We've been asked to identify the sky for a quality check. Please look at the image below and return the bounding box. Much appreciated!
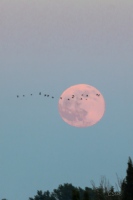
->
[0,0,133,199]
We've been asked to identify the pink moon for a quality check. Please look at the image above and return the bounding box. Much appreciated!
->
[58,84,105,127]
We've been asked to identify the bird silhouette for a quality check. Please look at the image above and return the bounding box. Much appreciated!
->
[81,94,83,96]
[96,94,100,96]
[23,95,25,97]
[86,95,88,97]
[60,97,62,99]
[52,96,54,98]
[47,95,49,97]
[39,92,41,95]
[17,95,19,98]
[68,98,70,100]
[80,98,82,100]
[31,94,32,96]
[44,94,46,96]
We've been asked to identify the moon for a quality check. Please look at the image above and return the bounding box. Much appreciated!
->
[58,84,105,127]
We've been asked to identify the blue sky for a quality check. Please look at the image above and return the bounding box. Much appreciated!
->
[0,0,133,200]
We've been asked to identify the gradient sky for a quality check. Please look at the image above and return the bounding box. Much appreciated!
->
[0,0,133,200]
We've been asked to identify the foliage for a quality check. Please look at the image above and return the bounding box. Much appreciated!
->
[29,190,55,200]
[72,188,80,200]
[121,157,133,200]
[51,183,77,200]
[82,188,90,200]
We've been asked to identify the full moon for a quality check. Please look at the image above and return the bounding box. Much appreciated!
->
[58,84,105,127]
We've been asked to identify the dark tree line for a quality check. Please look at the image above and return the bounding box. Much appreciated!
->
[2,157,133,200]
[28,184,93,200]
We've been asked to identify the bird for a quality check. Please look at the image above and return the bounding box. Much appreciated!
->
[80,98,82,100]
[68,98,70,100]
[60,97,62,99]
[96,94,100,96]
[39,92,41,95]
[31,94,32,96]
[17,95,19,98]
[47,95,49,97]
[86,95,88,97]
[23,95,25,97]
[81,94,84,96]
[44,94,46,96]
[52,96,54,98]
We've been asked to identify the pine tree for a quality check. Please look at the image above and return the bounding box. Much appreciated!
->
[121,157,133,200]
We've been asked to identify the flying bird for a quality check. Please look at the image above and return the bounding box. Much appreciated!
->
[39,92,41,95]
[52,96,54,98]
[68,98,70,100]
[17,95,19,98]
[23,95,25,97]
[44,94,46,96]
[86,95,88,97]
[80,98,82,100]
[96,94,100,96]
[31,94,32,96]
[60,97,62,99]
[47,95,49,97]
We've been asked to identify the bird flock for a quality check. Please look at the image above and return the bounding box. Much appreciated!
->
[16,93,100,100]
[62,93,100,101]
[16,92,54,98]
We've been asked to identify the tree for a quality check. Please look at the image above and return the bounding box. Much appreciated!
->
[29,190,55,200]
[28,183,92,200]
[52,183,77,200]
[72,189,80,200]
[82,189,90,200]
[121,157,133,200]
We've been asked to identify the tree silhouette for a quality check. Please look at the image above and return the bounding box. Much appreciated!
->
[29,190,55,200]
[51,183,77,200]
[121,157,133,200]
[72,189,80,200]
[82,189,90,200]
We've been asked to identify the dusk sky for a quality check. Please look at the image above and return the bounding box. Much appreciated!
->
[0,0,133,200]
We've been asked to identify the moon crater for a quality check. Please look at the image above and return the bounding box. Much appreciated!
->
[58,84,105,127]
